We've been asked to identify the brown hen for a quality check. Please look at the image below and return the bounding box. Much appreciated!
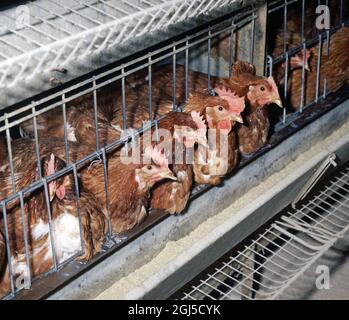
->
[82,145,176,233]
[184,90,244,185]
[126,61,282,155]
[0,137,93,211]
[147,112,207,214]
[287,27,349,110]
[0,154,107,297]
[20,103,120,150]
[218,61,282,155]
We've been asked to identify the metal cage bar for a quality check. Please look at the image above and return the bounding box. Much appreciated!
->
[0,5,261,299]
[0,0,243,91]
[177,165,349,300]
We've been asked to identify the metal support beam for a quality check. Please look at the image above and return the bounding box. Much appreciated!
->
[253,2,268,75]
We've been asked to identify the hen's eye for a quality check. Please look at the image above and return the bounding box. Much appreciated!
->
[260,86,265,91]
[218,106,224,111]
[147,165,153,170]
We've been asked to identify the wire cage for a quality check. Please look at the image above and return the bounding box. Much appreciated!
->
[174,164,349,300]
[0,0,245,108]
[0,0,348,299]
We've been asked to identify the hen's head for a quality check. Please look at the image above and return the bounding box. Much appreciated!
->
[213,87,245,130]
[204,94,244,135]
[288,48,313,71]
[41,153,71,201]
[136,146,176,190]
[247,76,283,109]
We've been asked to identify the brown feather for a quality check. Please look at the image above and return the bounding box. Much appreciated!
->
[237,108,269,155]
[287,27,349,109]
[126,64,221,105]
[126,62,279,155]
[150,163,193,214]
[20,104,120,149]
[0,155,106,298]
[183,93,240,185]
[82,158,148,233]
[231,61,256,76]
[0,136,6,165]
[148,113,198,214]
[193,130,238,186]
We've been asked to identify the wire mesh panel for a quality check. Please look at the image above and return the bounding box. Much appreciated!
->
[267,0,349,127]
[0,0,240,95]
[176,165,349,300]
[0,4,260,299]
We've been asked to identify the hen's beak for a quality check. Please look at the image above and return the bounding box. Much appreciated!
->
[273,99,283,108]
[304,62,311,72]
[230,114,244,123]
[161,169,177,181]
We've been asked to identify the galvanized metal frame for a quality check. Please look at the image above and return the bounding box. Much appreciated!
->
[267,0,349,126]
[0,0,241,90]
[176,165,349,300]
[0,4,259,300]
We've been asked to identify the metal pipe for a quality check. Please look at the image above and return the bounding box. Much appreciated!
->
[148,56,153,123]
[32,104,42,179]
[93,78,100,150]
[207,28,212,91]
[1,202,15,296]
[172,44,177,111]
[72,164,85,258]
[101,148,113,237]
[315,35,322,102]
[5,117,16,193]
[62,94,70,164]
[19,192,32,287]
[185,38,189,101]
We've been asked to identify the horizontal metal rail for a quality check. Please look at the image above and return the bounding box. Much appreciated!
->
[0,0,241,89]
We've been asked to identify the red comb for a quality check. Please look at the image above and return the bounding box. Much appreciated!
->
[267,76,279,95]
[191,111,207,132]
[214,86,245,114]
[47,153,55,176]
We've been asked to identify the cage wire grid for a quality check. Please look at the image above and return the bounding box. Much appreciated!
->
[0,0,238,90]
[0,7,258,300]
[267,0,348,127]
[177,166,349,300]
[0,0,348,299]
